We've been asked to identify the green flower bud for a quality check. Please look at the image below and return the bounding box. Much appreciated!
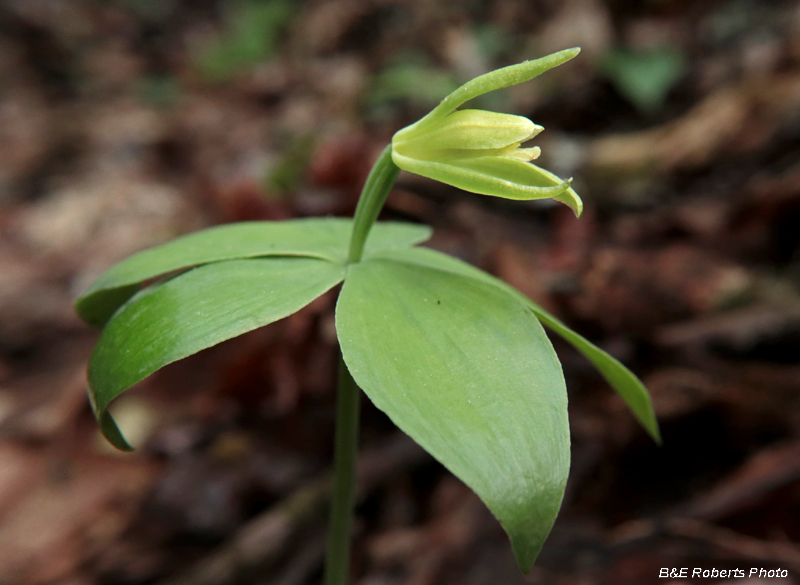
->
[391,48,583,216]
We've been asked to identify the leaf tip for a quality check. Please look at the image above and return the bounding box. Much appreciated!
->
[509,530,546,575]
[636,397,662,445]
[550,47,581,67]
[97,408,135,451]
[648,420,663,446]
[634,398,662,445]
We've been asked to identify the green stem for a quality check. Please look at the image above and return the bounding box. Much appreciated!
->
[324,352,362,585]
[347,144,400,264]
[325,144,398,584]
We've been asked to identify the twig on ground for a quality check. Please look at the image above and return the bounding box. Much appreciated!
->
[160,433,428,585]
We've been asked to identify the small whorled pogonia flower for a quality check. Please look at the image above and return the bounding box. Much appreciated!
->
[392,48,583,216]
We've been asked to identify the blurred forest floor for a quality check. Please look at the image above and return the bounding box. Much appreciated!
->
[1,1,799,584]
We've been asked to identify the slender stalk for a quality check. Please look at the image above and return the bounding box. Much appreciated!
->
[347,144,401,264]
[325,143,398,584]
[324,353,362,585]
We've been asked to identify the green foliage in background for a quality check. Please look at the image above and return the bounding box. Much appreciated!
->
[194,0,295,83]
[367,55,461,111]
[265,135,315,197]
[602,46,686,114]
[103,0,178,21]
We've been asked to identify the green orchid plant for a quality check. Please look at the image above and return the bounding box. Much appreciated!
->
[75,48,659,583]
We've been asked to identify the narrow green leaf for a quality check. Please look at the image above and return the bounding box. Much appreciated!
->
[397,48,581,141]
[518,306,661,443]
[369,247,661,444]
[336,259,569,571]
[89,257,345,447]
[76,219,430,328]
[435,48,580,116]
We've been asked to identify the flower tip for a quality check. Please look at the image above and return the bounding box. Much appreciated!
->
[528,124,545,140]
[510,147,541,161]
[554,179,583,217]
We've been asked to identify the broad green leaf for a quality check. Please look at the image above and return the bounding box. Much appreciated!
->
[89,257,345,449]
[369,247,661,443]
[336,258,569,571]
[76,219,430,328]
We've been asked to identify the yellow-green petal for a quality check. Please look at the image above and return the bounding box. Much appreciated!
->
[394,109,540,151]
[393,152,583,215]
